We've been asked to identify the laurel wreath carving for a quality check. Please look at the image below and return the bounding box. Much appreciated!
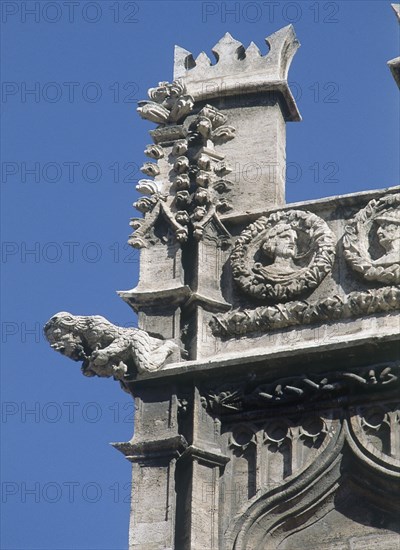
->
[230,210,336,301]
[343,193,400,285]
[211,285,400,337]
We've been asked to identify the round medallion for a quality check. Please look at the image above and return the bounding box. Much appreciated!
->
[231,209,336,301]
[343,193,400,285]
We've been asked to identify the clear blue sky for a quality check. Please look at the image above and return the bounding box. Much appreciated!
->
[1,1,399,549]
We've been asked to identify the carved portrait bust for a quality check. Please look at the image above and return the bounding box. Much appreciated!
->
[231,209,336,301]
[344,193,400,284]
[373,211,400,266]
[253,222,307,284]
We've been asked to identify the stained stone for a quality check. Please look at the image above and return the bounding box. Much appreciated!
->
[45,22,400,550]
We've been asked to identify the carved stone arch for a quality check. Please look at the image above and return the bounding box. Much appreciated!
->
[223,419,345,550]
[224,414,400,550]
[345,401,400,478]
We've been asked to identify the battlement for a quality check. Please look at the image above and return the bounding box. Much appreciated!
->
[174,25,301,121]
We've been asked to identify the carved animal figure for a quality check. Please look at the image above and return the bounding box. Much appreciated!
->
[44,312,180,380]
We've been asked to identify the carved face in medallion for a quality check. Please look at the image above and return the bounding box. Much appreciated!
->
[343,194,400,284]
[261,224,298,262]
[375,216,400,264]
[231,210,336,301]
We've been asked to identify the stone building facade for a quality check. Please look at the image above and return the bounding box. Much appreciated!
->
[45,20,399,550]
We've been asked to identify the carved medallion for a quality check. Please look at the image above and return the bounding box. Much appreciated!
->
[231,209,336,301]
[343,193,400,284]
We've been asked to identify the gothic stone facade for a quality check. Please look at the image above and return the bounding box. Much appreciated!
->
[45,23,400,550]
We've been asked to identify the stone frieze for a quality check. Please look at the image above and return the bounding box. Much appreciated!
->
[202,362,399,414]
[211,285,400,337]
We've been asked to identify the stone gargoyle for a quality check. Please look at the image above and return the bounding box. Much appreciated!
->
[44,311,181,381]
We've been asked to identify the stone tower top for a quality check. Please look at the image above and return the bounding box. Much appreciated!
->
[174,25,301,121]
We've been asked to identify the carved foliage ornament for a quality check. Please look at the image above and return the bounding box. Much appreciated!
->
[130,84,236,247]
[343,193,400,284]
[137,80,194,124]
[211,285,400,337]
[231,209,336,301]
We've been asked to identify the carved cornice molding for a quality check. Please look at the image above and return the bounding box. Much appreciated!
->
[201,362,400,414]
[112,435,188,462]
[179,445,230,467]
[211,285,400,337]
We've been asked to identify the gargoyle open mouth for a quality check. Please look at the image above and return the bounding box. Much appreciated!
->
[51,343,65,353]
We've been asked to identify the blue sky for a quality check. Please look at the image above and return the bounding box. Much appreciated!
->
[1,1,399,549]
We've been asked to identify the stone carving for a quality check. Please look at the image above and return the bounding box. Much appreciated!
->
[44,312,180,381]
[388,4,400,88]
[144,144,164,159]
[129,99,235,247]
[225,414,338,500]
[224,410,400,550]
[202,363,399,414]
[211,285,400,337]
[343,193,400,284]
[347,401,400,476]
[137,80,194,124]
[174,26,301,121]
[231,210,336,301]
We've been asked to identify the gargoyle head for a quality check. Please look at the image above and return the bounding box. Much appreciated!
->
[44,311,87,362]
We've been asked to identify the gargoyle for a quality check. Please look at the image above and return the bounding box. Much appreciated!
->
[44,311,180,381]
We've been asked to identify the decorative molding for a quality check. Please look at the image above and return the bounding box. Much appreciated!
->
[179,445,230,467]
[346,401,400,476]
[129,99,235,248]
[201,363,399,414]
[211,285,400,337]
[113,435,188,461]
[44,311,181,381]
[343,193,400,284]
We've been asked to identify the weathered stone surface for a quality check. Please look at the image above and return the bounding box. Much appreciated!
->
[388,4,400,87]
[44,20,400,550]
[44,312,181,382]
